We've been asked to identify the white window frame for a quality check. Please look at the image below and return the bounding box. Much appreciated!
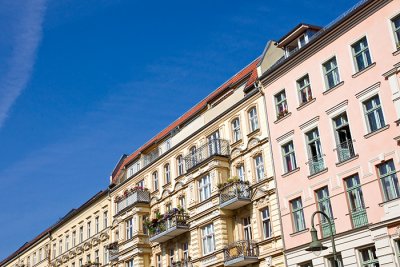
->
[282,141,297,173]
[164,163,171,184]
[322,56,341,90]
[248,107,259,132]
[351,36,372,72]
[232,117,241,142]
[153,171,159,191]
[177,155,184,176]
[201,224,215,255]
[261,208,272,239]
[199,175,211,202]
[362,94,386,133]
[126,218,133,240]
[254,155,265,181]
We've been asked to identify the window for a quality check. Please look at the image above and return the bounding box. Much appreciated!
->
[169,249,174,265]
[189,146,197,167]
[87,221,91,238]
[103,211,108,229]
[177,155,184,176]
[395,240,400,263]
[352,37,372,72]
[391,14,400,47]
[359,246,379,267]
[378,160,400,201]
[327,254,343,267]
[79,226,84,243]
[95,217,99,234]
[153,171,159,191]
[291,198,306,232]
[136,179,144,188]
[59,239,62,255]
[72,263,75,267]
[275,90,288,119]
[299,261,313,267]
[103,246,109,264]
[363,95,385,133]
[208,131,221,155]
[164,163,171,184]
[282,141,297,173]
[156,254,162,267]
[236,165,245,181]
[323,57,340,90]
[126,218,133,240]
[261,208,272,238]
[33,253,36,265]
[316,187,335,237]
[306,128,324,175]
[126,259,134,267]
[243,217,252,241]
[345,174,368,228]
[297,74,313,105]
[183,242,189,261]
[254,155,265,181]
[38,249,42,262]
[72,231,76,247]
[232,118,241,142]
[248,107,259,132]
[202,224,215,255]
[65,235,69,251]
[52,244,56,259]
[86,254,90,263]
[127,160,140,177]
[199,175,211,202]
[179,196,186,210]
[143,215,148,234]
[27,256,30,266]
[94,250,99,263]
[333,113,355,162]
[79,259,83,267]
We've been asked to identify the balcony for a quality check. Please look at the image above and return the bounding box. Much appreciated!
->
[147,211,189,243]
[335,140,356,163]
[115,187,150,214]
[307,155,325,176]
[219,181,251,209]
[351,208,368,228]
[223,240,259,266]
[106,242,119,262]
[184,139,230,171]
[172,259,191,267]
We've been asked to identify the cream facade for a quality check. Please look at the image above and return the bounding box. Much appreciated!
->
[109,60,284,267]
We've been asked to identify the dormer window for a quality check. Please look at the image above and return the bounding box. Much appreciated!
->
[276,24,321,58]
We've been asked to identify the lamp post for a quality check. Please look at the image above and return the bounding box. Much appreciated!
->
[305,211,338,266]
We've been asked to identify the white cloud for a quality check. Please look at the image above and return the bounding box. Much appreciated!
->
[0,0,47,128]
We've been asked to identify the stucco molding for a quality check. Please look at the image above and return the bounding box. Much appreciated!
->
[299,116,320,131]
[355,82,381,99]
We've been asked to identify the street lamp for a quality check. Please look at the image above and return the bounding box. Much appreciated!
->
[305,211,338,265]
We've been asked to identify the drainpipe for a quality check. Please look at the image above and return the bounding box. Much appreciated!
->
[255,81,288,267]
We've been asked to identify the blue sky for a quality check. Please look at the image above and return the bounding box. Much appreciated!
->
[0,0,358,259]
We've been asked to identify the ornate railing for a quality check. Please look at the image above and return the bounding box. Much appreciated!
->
[148,213,189,238]
[219,182,251,205]
[307,155,325,176]
[184,139,230,171]
[335,140,356,163]
[172,259,191,267]
[115,189,150,213]
[223,240,259,263]
[351,208,368,228]
[106,242,119,262]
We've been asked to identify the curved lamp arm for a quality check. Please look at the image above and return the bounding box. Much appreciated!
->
[310,211,337,263]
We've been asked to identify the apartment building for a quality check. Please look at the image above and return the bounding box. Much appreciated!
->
[256,0,400,266]
[108,58,285,267]
[0,191,112,267]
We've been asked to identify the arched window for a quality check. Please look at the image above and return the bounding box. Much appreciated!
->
[231,117,241,142]
[177,155,184,176]
[248,107,259,132]
[164,163,171,184]
[152,171,159,191]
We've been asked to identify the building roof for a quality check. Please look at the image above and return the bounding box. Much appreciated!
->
[111,57,261,184]
[276,23,322,48]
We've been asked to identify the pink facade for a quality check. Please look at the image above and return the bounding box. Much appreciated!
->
[259,0,400,266]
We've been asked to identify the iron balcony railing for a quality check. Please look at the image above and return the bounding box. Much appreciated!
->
[171,259,191,267]
[149,213,189,239]
[116,189,150,214]
[220,182,251,205]
[336,140,356,163]
[307,155,325,176]
[223,240,259,263]
[106,242,119,262]
[351,208,368,228]
[184,139,230,171]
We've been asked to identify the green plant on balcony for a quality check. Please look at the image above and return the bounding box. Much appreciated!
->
[217,176,249,190]
[114,186,149,203]
[144,208,187,235]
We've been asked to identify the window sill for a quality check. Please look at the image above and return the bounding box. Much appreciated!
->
[378,197,400,207]
[322,81,344,95]
[307,168,328,179]
[274,112,292,124]
[282,167,300,178]
[290,228,309,237]
[247,128,260,138]
[162,182,171,189]
[395,119,400,126]
[230,139,243,148]
[297,98,316,111]
[363,125,390,139]
[352,62,376,78]
[393,47,400,56]
[335,154,359,167]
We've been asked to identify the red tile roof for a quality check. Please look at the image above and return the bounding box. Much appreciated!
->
[111,57,260,183]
